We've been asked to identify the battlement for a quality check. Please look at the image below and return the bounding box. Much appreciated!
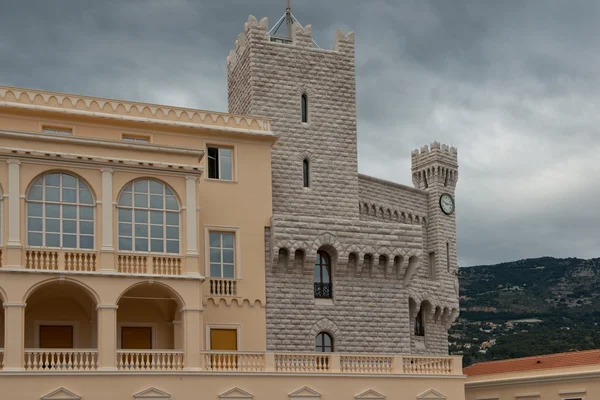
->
[411,142,458,190]
[411,141,458,168]
[227,15,354,70]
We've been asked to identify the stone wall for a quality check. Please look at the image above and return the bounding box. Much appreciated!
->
[227,16,359,220]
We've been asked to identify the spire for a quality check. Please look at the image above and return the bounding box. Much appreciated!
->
[267,1,320,48]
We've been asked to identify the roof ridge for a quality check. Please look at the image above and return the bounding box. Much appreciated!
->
[465,348,600,369]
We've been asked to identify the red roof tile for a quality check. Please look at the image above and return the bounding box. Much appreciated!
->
[464,349,600,376]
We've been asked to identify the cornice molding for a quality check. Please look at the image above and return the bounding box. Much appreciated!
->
[465,368,600,388]
[0,129,204,158]
[0,146,203,176]
[0,86,272,136]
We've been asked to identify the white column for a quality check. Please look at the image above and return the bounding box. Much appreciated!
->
[101,169,114,251]
[185,176,198,255]
[7,159,21,247]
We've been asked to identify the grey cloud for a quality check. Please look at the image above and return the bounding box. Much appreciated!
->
[1,0,598,266]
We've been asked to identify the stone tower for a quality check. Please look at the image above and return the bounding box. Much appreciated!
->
[228,11,460,355]
[411,143,459,281]
[227,15,359,219]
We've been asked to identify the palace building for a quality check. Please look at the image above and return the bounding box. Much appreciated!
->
[0,6,463,400]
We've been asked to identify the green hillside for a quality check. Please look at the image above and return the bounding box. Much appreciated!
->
[450,257,600,366]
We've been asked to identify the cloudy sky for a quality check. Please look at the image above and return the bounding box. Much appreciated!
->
[2,0,599,267]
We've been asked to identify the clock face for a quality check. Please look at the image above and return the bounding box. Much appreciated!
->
[439,193,455,215]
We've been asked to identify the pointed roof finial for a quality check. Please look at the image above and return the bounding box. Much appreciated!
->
[286,0,292,38]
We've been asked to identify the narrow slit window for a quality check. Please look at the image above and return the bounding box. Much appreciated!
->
[207,147,233,181]
[446,242,450,272]
[303,158,310,188]
[301,94,308,123]
[429,252,436,279]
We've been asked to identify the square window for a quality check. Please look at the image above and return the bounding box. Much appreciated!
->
[135,238,148,252]
[166,240,179,254]
[63,234,77,248]
[46,233,60,247]
[80,235,94,249]
[118,208,132,222]
[119,237,132,251]
[118,223,132,237]
[151,239,164,253]
[28,203,43,217]
[63,205,76,219]
[207,146,233,180]
[29,232,42,246]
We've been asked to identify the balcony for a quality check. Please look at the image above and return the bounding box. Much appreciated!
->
[314,282,332,299]
[201,351,460,375]
[17,249,185,276]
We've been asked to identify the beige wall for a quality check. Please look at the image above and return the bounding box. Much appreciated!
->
[466,366,598,400]
[0,374,466,400]
[0,92,274,354]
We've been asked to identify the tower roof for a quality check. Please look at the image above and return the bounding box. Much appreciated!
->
[268,0,320,48]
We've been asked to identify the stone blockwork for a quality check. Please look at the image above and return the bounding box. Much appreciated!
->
[228,16,459,355]
[227,16,359,220]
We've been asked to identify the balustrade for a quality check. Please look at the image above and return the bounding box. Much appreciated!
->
[65,251,97,272]
[209,279,237,296]
[117,350,184,371]
[153,256,182,275]
[274,353,331,372]
[25,250,59,270]
[203,351,264,372]
[403,356,453,374]
[24,349,98,371]
[341,354,393,373]
[117,254,148,274]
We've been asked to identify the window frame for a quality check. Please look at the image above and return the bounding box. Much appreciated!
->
[206,145,235,181]
[122,133,151,143]
[41,124,73,135]
[315,332,333,353]
[302,158,310,188]
[26,172,95,250]
[204,225,241,279]
[116,179,181,255]
[314,251,332,299]
[208,231,236,279]
[301,93,308,123]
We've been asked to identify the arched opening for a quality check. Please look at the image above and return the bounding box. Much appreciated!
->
[315,332,333,352]
[301,93,308,123]
[23,279,98,369]
[26,172,95,249]
[313,251,332,299]
[415,307,425,337]
[278,248,289,269]
[363,254,373,277]
[302,158,310,188]
[348,252,358,273]
[117,179,181,254]
[393,255,403,279]
[117,283,183,352]
[294,249,305,268]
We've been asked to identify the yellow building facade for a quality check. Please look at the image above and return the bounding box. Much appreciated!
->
[0,11,466,400]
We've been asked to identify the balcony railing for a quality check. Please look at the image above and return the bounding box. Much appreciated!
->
[118,254,183,275]
[24,349,98,371]
[200,352,459,375]
[117,350,184,371]
[314,282,332,299]
[208,278,237,296]
[203,351,264,372]
[15,249,185,276]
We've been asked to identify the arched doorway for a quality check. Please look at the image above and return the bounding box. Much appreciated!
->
[24,279,98,370]
[116,282,184,370]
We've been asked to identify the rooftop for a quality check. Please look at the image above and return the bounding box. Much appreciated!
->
[463,349,600,376]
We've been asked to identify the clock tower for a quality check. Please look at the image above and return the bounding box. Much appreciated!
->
[412,142,459,280]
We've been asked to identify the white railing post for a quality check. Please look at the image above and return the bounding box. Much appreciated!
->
[97,304,118,371]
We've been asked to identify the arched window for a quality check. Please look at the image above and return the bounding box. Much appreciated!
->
[303,158,310,188]
[301,93,308,123]
[315,332,333,352]
[313,251,332,299]
[117,179,180,254]
[27,172,94,249]
[415,308,425,337]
